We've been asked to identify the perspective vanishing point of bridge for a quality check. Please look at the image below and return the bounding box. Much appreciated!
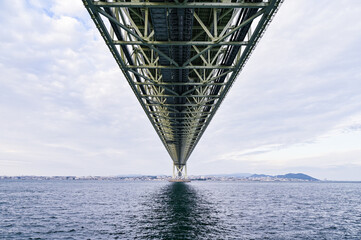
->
[83,0,282,180]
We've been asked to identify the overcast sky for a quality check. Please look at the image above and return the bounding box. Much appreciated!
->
[1,1,361,180]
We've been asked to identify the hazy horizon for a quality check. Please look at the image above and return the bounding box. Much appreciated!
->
[0,171,355,182]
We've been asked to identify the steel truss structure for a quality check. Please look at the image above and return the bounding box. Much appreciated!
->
[83,0,282,178]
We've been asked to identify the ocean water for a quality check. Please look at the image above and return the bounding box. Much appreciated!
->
[1,180,361,239]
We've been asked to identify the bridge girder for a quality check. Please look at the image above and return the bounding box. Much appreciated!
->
[83,0,282,170]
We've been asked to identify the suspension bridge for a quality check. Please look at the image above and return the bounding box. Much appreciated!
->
[83,0,282,180]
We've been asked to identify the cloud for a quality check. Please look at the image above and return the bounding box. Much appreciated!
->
[193,1,361,147]
[0,1,171,176]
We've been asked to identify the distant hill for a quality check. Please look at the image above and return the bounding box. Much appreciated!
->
[248,173,318,181]
[206,173,253,178]
[249,174,271,178]
[275,173,319,181]
[204,173,318,181]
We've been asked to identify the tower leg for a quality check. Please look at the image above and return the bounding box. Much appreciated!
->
[170,163,190,182]
[169,163,190,182]
[173,164,175,179]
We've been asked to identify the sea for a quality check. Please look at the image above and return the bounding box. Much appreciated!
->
[1,180,360,239]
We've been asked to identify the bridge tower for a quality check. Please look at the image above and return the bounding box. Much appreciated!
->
[83,0,282,179]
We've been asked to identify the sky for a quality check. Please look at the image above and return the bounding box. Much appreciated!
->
[0,1,361,180]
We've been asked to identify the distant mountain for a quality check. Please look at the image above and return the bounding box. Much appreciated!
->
[247,173,319,181]
[249,174,272,178]
[115,174,144,177]
[275,173,319,181]
[206,173,253,178]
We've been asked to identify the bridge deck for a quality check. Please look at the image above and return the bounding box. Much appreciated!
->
[83,0,282,172]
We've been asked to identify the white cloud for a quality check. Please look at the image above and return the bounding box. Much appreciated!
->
[50,0,85,17]
[189,0,361,179]
[0,1,171,176]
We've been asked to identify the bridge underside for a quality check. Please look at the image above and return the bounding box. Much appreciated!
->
[83,0,282,175]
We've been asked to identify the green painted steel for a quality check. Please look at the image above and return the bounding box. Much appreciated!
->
[83,0,282,171]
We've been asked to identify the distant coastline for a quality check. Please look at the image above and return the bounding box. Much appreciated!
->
[0,173,332,182]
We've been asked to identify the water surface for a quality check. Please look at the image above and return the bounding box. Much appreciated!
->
[1,180,360,239]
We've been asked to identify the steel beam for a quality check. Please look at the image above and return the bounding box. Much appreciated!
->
[83,0,283,172]
[93,2,270,9]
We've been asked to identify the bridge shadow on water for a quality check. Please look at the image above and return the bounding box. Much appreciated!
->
[136,183,222,239]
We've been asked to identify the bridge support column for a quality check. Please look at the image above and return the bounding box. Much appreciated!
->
[170,163,190,182]
[173,164,176,179]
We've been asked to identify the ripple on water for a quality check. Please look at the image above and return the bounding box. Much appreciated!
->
[0,181,361,239]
